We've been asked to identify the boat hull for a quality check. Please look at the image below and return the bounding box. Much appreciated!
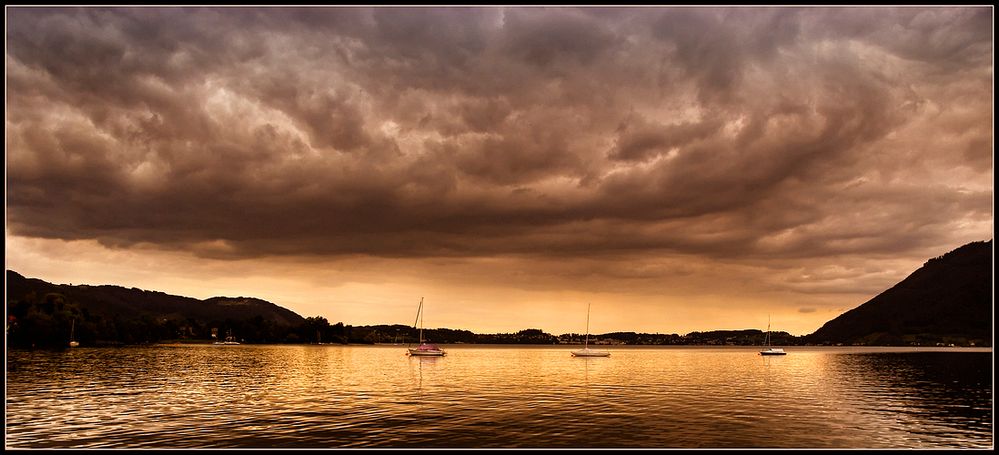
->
[759,349,786,356]
[408,349,445,357]
[571,350,610,357]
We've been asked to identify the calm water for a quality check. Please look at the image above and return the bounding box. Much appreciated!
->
[4,344,993,448]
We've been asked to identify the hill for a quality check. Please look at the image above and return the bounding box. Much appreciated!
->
[5,270,308,347]
[806,240,993,347]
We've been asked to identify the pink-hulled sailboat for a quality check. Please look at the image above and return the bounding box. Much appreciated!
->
[407,297,445,357]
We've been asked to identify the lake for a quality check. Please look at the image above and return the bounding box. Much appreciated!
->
[4,344,993,448]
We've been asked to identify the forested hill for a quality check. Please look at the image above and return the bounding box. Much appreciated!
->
[6,270,308,347]
[806,240,993,347]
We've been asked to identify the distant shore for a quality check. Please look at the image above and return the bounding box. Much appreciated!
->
[143,342,992,352]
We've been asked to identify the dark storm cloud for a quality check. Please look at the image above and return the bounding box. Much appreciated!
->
[810,6,993,67]
[609,114,724,162]
[648,7,805,104]
[6,7,993,265]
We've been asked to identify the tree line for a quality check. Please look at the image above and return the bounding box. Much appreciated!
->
[6,290,807,349]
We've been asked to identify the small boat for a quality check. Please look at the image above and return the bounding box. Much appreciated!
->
[214,329,241,345]
[759,315,786,356]
[407,297,445,357]
[68,319,80,348]
[571,303,609,357]
[408,342,446,356]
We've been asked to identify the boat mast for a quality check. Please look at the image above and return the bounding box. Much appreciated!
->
[417,297,425,344]
[584,303,591,349]
[765,314,771,348]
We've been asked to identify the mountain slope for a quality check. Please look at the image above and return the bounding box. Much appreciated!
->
[807,240,993,346]
[6,270,308,346]
[6,270,306,327]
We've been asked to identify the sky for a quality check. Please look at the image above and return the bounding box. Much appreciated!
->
[4,6,993,336]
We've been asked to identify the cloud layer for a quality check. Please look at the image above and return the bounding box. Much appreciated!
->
[5,7,993,331]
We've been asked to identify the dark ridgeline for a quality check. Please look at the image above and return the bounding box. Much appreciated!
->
[805,239,993,347]
[5,270,308,348]
[5,240,993,348]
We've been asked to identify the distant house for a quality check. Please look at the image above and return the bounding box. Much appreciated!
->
[597,338,626,345]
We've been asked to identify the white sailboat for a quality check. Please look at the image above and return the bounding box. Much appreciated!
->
[759,315,786,356]
[407,297,445,357]
[571,303,610,357]
[68,318,79,348]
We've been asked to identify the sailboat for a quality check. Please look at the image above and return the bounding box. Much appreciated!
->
[571,303,610,357]
[68,319,80,348]
[407,297,445,357]
[759,315,786,356]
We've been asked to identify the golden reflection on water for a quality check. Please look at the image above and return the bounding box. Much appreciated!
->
[5,345,992,448]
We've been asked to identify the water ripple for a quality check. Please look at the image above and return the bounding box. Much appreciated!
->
[5,345,992,448]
